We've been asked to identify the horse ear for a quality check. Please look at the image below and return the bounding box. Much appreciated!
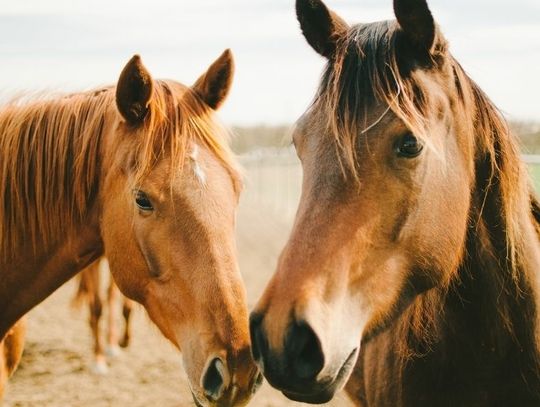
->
[116,55,154,125]
[296,0,349,59]
[193,49,235,110]
[394,0,436,53]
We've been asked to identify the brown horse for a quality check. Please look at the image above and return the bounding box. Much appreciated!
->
[0,318,26,399]
[250,0,540,405]
[72,258,134,375]
[0,50,260,405]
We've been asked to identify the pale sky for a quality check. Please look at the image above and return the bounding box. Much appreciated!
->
[0,0,538,125]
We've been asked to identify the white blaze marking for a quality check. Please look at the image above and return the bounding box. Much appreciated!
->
[189,144,207,185]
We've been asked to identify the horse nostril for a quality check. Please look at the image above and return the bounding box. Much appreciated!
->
[286,320,325,380]
[202,357,227,401]
[249,312,265,362]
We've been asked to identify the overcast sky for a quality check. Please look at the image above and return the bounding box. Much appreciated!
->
[0,0,538,125]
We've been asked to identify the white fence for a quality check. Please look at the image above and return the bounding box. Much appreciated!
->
[239,147,302,222]
[524,155,540,193]
[239,152,540,219]
[524,154,540,165]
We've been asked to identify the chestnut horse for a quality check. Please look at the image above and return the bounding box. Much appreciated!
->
[251,0,540,405]
[0,50,260,405]
[72,258,134,375]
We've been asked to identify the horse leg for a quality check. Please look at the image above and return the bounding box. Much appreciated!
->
[105,275,121,358]
[90,295,107,374]
[87,266,107,375]
[119,298,134,348]
[3,318,26,377]
[0,338,6,399]
[0,317,27,399]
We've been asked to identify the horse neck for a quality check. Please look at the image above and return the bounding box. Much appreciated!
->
[0,93,112,338]
[398,140,540,372]
[442,73,540,355]
[451,160,540,342]
[405,160,540,383]
[454,206,540,344]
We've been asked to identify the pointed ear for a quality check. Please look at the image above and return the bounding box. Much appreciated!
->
[296,0,349,59]
[394,0,436,53]
[193,49,234,110]
[116,55,154,125]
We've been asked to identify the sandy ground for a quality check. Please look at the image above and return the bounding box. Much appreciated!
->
[1,199,354,407]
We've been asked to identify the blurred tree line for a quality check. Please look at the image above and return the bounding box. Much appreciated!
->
[231,125,292,154]
[512,122,540,154]
[231,122,540,154]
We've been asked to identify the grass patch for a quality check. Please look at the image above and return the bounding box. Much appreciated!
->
[528,164,540,194]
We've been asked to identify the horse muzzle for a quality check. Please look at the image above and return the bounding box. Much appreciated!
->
[249,312,358,403]
[192,356,263,407]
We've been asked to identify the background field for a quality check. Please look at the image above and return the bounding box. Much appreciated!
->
[2,124,539,407]
[529,163,540,193]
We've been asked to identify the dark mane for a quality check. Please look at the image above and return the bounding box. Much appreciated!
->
[313,20,448,177]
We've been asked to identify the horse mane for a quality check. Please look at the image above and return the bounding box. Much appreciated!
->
[395,70,540,380]
[126,81,240,188]
[317,19,531,261]
[316,21,539,362]
[0,81,239,259]
[314,20,448,179]
[0,89,111,257]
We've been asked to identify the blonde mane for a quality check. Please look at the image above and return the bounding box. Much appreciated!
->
[0,81,239,258]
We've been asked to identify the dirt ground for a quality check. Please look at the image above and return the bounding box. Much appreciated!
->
[1,200,354,407]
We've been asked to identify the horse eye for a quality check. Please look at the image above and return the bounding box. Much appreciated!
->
[396,133,423,158]
[134,190,153,211]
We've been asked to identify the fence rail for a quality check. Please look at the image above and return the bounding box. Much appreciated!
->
[239,148,301,221]
[239,151,540,218]
[524,155,540,193]
[523,155,540,164]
